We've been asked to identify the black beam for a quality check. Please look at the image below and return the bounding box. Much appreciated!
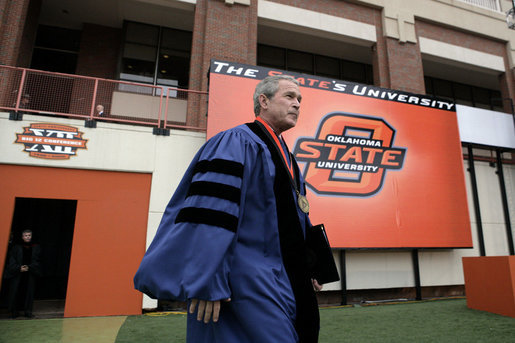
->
[496,149,515,255]
[339,249,347,305]
[467,145,486,256]
[9,111,23,121]
[85,119,97,128]
[412,249,421,300]
[153,127,170,136]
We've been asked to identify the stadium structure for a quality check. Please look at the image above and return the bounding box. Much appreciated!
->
[0,0,514,317]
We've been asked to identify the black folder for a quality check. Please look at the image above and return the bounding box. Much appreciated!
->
[306,224,340,284]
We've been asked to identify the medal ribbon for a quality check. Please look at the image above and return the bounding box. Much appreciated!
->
[256,116,294,180]
[251,119,310,214]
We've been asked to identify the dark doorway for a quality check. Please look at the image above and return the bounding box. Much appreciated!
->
[1,198,76,318]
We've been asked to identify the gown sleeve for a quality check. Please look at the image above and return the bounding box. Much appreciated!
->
[134,129,248,302]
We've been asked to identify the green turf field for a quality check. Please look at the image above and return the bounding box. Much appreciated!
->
[1,299,514,342]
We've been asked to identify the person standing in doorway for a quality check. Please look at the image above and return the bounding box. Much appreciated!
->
[4,229,42,318]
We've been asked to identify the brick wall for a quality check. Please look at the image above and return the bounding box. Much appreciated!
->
[76,24,122,79]
[385,39,425,94]
[416,20,506,56]
[187,0,258,128]
[273,0,389,89]
[0,0,30,66]
[16,0,41,68]
[66,24,122,117]
[416,19,514,108]
[372,13,390,89]
[271,0,377,26]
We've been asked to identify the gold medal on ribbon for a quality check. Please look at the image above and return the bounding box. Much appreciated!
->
[297,193,310,213]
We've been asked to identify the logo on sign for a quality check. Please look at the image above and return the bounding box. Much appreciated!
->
[293,112,407,197]
[15,123,88,160]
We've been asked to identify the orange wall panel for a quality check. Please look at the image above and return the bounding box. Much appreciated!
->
[0,164,151,317]
[463,256,515,318]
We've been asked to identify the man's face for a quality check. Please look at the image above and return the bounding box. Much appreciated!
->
[259,80,302,134]
[22,232,32,243]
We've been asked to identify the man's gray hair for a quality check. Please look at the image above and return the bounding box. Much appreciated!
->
[253,75,299,116]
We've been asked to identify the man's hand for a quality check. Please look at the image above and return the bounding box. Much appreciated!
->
[20,265,29,272]
[189,298,231,323]
[312,279,323,292]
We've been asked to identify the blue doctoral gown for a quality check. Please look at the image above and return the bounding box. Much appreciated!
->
[134,121,319,342]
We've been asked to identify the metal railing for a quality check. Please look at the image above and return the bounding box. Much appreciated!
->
[456,0,501,11]
[0,65,208,131]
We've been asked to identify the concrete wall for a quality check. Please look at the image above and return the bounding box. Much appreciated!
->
[111,91,188,123]
[0,111,205,308]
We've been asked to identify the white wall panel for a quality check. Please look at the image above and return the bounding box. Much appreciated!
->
[505,164,515,244]
[0,113,156,172]
[346,251,414,289]
[483,223,511,256]
[258,0,376,45]
[148,132,205,214]
[419,249,475,286]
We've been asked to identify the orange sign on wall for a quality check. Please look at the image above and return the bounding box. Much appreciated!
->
[207,60,472,249]
[15,123,88,160]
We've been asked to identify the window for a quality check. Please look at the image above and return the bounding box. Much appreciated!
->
[315,55,340,79]
[258,45,285,69]
[287,50,313,74]
[341,60,373,84]
[425,77,503,111]
[120,21,192,90]
[257,44,373,85]
[31,25,81,74]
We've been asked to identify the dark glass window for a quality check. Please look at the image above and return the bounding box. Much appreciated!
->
[31,49,78,74]
[424,78,433,95]
[120,21,192,89]
[34,25,81,52]
[491,94,504,112]
[287,50,313,74]
[473,87,492,110]
[425,76,504,111]
[432,78,454,101]
[341,60,370,83]
[453,83,473,106]
[258,45,285,69]
[315,56,340,79]
[31,25,81,74]
[257,44,373,85]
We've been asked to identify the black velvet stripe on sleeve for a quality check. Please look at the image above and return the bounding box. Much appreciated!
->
[193,159,244,178]
[187,181,241,205]
[175,207,239,233]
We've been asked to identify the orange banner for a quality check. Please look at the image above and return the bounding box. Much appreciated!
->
[207,60,472,248]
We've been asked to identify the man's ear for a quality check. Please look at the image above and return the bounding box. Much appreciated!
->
[258,94,268,110]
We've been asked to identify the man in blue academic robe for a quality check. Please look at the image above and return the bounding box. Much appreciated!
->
[134,75,323,342]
